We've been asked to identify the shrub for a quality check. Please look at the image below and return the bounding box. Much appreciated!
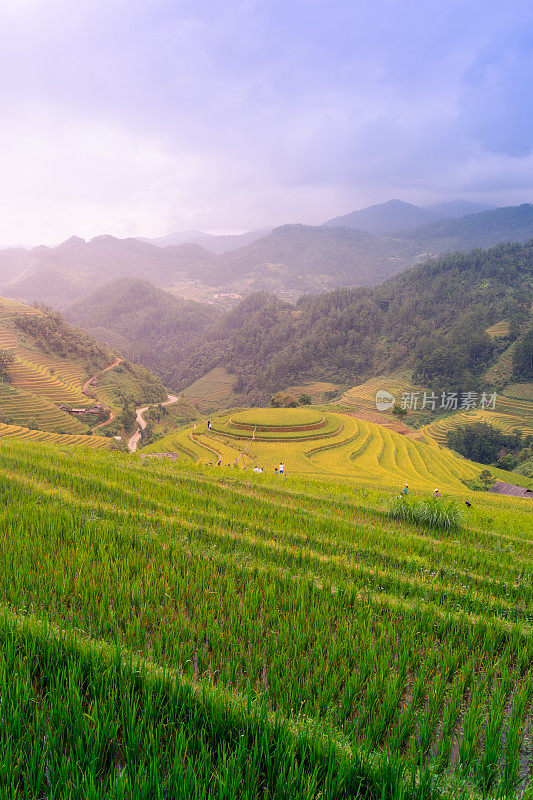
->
[392,405,407,417]
[388,495,462,531]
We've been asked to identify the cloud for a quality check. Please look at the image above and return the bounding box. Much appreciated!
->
[0,0,530,243]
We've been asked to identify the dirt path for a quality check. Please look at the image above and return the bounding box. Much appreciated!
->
[82,357,122,393]
[91,410,116,431]
[128,394,180,453]
[82,357,122,431]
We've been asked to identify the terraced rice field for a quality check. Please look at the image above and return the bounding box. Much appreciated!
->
[0,327,19,348]
[0,438,531,798]
[486,319,510,338]
[15,346,87,388]
[342,376,415,408]
[0,385,86,433]
[0,423,111,448]
[8,356,90,404]
[504,383,533,401]
[340,376,430,423]
[422,396,533,445]
[143,408,529,491]
[182,367,237,411]
[0,297,42,317]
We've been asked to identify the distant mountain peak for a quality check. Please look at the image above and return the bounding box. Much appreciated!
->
[59,235,86,247]
[323,199,435,234]
[323,198,497,235]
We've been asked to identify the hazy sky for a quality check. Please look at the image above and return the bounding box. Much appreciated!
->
[0,0,531,244]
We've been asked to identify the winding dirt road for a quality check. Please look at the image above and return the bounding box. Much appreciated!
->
[128,394,180,453]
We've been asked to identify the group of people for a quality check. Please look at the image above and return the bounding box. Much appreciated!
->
[253,463,284,475]
[401,484,440,498]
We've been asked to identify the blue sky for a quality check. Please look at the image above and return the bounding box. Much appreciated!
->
[0,0,531,243]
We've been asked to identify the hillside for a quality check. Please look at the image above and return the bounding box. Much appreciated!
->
[401,203,533,252]
[0,296,166,448]
[3,203,533,307]
[215,223,413,289]
[0,236,218,307]
[134,241,531,403]
[0,433,531,797]
[65,279,220,387]
[223,205,533,292]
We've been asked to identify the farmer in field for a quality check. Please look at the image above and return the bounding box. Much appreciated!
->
[279,462,284,475]
[401,483,409,496]
[207,418,212,430]
[433,488,440,499]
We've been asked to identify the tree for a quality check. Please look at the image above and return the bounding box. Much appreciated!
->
[496,453,517,471]
[120,402,137,432]
[270,391,298,408]
[479,469,496,490]
[447,423,510,464]
[298,393,312,405]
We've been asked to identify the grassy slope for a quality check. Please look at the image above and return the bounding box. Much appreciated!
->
[0,437,531,798]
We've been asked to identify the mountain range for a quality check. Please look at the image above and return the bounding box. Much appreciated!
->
[1,203,532,309]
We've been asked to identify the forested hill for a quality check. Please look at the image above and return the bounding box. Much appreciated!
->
[214,223,412,288]
[175,242,532,400]
[67,242,533,403]
[399,203,533,252]
[215,204,533,289]
[65,279,221,384]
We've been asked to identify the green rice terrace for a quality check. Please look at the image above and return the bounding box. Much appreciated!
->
[0,436,531,798]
